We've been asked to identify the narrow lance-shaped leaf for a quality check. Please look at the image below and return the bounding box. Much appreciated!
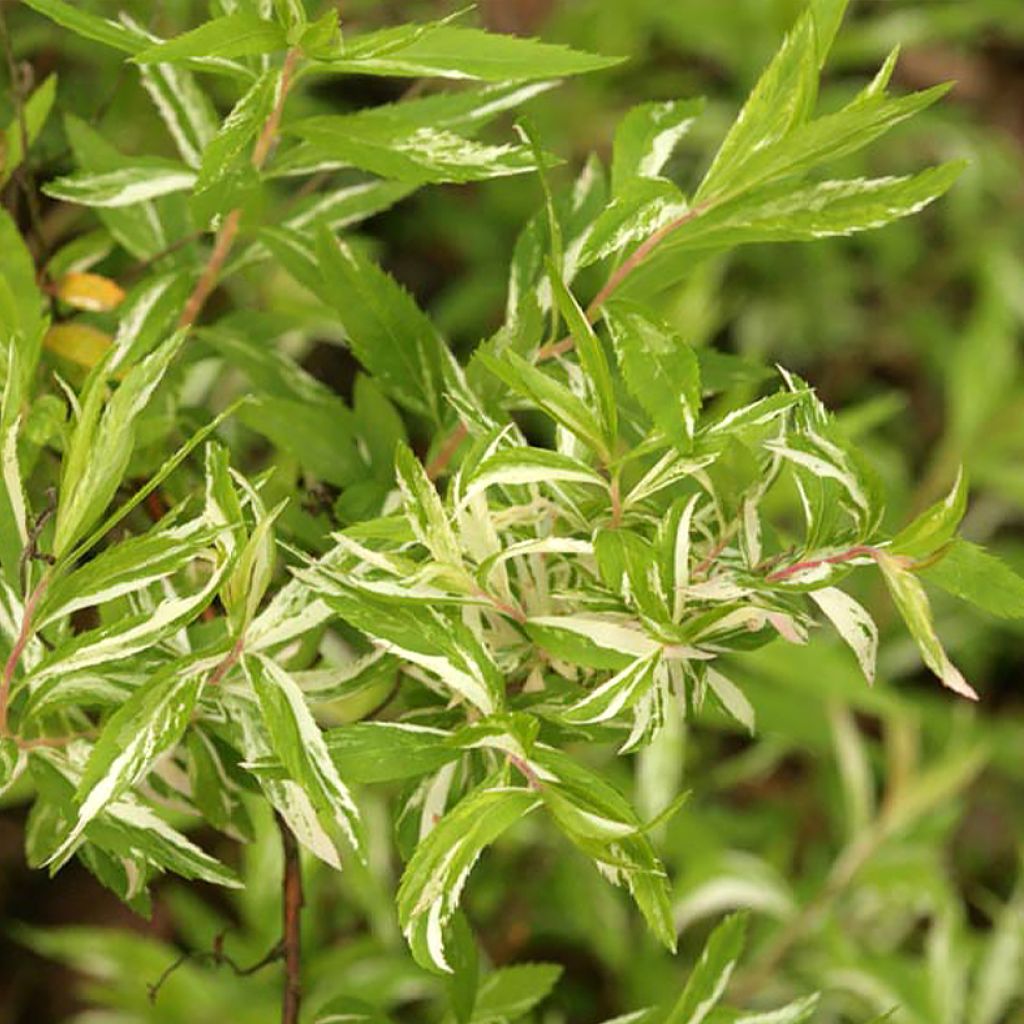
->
[314,227,447,423]
[22,0,146,54]
[891,468,967,559]
[395,442,462,565]
[195,67,280,194]
[44,162,197,208]
[548,262,618,446]
[921,539,1024,620]
[664,912,749,1024]
[319,24,621,81]
[397,778,541,972]
[809,586,879,685]
[697,12,819,201]
[134,13,288,63]
[611,98,704,195]
[477,350,611,461]
[473,964,564,1023]
[44,662,206,869]
[245,654,366,865]
[54,331,185,557]
[1,74,58,189]
[562,652,660,725]
[604,301,701,451]
[877,552,978,700]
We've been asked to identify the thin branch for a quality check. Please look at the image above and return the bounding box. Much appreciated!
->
[429,201,713,468]
[765,544,882,582]
[177,48,302,330]
[425,421,468,481]
[147,930,285,1004]
[278,814,304,1024]
[0,3,46,261]
[0,573,50,737]
[535,202,710,362]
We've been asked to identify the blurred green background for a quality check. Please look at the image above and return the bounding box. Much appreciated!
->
[2,1,1023,1022]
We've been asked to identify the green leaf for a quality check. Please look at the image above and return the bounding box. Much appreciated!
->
[62,115,169,259]
[731,993,821,1023]
[314,228,448,423]
[578,177,688,269]
[706,667,756,735]
[562,652,661,725]
[447,912,480,1024]
[37,513,219,628]
[478,351,610,460]
[44,161,197,208]
[395,442,461,565]
[460,446,606,505]
[45,662,205,869]
[0,209,45,361]
[196,68,280,193]
[891,469,967,559]
[595,529,668,621]
[245,653,366,866]
[288,111,548,185]
[611,98,704,196]
[529,746,675,951]
[22,0,145,54]
[808,586,879,684]
[273,81,554,178]
[239,395,363,488]
[604,301,700,451]
[325,722,457,784]
[920,539,1024,620]
[30,749,239,889]
[697,12,819,201]
[1,74,58,189]
[664,912,749,1024]
[322,24,620,81]
[548,263,617,445]
[397,778,541,972]
[716,83,951,200]
[627,164,965,298]
[134,13,288,63]
[810,0,850,66]
[316,587,503,715]
[54,331,184,557]
[524,615,658,670]
[877,552,978,700]
[472,963,563,1023]
[136,52,219,170]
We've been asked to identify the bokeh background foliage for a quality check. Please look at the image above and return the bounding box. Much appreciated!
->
[1,1,1023,1022]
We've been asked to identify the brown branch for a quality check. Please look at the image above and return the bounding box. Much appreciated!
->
[0,5,46,262]
[207,635,245,687]
[278,813,304,1024]
[426,421,468,481]
[535,202,709,362]
[429,201,713,467]
[148,930,284,1004]
[177,48,302,330]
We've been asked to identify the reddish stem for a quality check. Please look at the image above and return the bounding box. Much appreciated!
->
[177,48,301,330]
[766,545,881,583]
[278,814,304,1024]
[0,576,49,737]
[425,421,468,481]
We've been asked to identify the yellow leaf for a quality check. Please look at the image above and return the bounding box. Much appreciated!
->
[44,323,114,370]
[55,272,126,313]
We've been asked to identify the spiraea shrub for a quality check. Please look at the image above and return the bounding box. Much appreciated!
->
[3,1,1024,1022]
